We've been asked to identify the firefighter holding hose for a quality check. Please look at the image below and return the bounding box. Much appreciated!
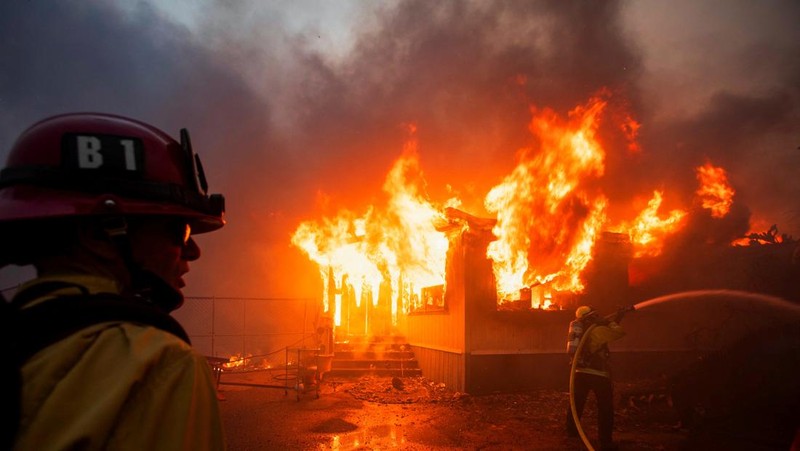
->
[566,305,634,451]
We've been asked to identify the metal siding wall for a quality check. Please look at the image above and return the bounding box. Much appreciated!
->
[411,346,465,392]
[469,312,570,354]
[406,231,466,350]
[406,231,467,390]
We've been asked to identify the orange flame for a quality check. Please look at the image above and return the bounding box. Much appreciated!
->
[292,92,728,317]
[291,127,450,324]
[222,353,250,369]
[485,94,609,300]
[732,223,785,246]
[696,161,735,218]
[621,190,687,257]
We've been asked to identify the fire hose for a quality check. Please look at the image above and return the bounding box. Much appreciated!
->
[569,322,598,451]
[569,306,635,451]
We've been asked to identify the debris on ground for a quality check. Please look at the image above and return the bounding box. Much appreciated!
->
[347,375,462,403]
[220,372,693,450]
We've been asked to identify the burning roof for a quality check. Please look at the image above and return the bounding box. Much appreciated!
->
[291,89,793,322]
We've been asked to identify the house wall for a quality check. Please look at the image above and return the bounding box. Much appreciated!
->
[405,226,777,394]
[406,228,627,394]
[410,346,465,392]
[405,230,467,392]
[458,229,574,392]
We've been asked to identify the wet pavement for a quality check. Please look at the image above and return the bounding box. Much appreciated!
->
[218,371,688,450]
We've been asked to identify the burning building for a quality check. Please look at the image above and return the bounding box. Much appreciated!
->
[292,92,800,393]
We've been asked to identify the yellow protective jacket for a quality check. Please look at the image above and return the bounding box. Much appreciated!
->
[575,320,625,378]
[13,274,225,451]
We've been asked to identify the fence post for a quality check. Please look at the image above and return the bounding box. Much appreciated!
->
[243,298,247,357]
[211,296,216,357]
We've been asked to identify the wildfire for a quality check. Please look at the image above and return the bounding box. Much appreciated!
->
[485,94,609,300]
[696,161,735,218]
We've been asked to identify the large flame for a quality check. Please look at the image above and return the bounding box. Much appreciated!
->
[485,94,609,300]
[696,161,735,218]
[291,127,450,325]
[292,92,760,322]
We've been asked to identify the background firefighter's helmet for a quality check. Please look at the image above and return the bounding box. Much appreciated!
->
[0,112,225,232]
[575,305,597,319]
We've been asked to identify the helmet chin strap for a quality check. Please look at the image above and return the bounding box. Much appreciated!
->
[101,217,183,312]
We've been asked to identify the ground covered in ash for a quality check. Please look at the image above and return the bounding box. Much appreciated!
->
[218,371,703,450]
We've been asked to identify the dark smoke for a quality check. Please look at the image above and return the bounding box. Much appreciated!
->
[1,0,799,300]
[293,0,644,208]
[0,1,280,297]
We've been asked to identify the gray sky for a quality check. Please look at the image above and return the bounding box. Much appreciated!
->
[1,0,798,298]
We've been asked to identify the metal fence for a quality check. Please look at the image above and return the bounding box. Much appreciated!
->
[175,296,323,363]
[3,282,324,365]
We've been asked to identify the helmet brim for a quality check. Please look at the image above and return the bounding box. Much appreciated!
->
[0,185,224,234]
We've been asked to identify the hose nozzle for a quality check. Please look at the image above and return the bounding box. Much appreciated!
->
[608,305,636,323]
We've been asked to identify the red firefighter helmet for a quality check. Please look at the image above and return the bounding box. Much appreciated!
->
[0,113,224,232]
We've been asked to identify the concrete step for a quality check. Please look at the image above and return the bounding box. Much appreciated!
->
[326,367,422,378]
[335,335,409,348]
[334,342,410,352]
[332,358,419,370]
[334,350,416,360]
[329,335,421,378]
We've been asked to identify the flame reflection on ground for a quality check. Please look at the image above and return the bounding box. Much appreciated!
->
[322,424,406,450]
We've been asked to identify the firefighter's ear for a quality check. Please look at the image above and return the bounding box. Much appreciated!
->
[33,223,128,284]
[70,222,129,272]
[77,222,118,255]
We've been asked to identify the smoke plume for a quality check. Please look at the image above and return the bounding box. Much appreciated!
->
[1,0,798,299]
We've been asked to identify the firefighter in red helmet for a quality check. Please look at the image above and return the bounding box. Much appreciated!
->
[0,113,226,450]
